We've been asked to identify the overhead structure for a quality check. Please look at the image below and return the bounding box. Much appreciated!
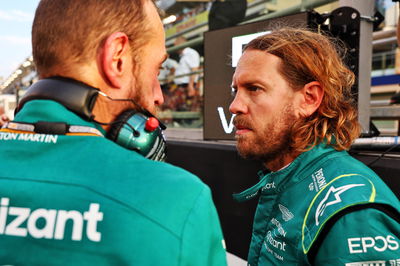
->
[339,0,375,136]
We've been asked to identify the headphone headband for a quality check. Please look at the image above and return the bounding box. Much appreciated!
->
[16,77,99,120]
[14,77,167,161]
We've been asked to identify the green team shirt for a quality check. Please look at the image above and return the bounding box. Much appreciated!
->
[0,100,227,266]
[234,144,400,265]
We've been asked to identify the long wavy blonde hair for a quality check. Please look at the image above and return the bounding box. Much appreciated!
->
[245,27,360,151]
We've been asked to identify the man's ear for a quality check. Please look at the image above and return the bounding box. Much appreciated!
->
[99,32,131,88]
[298,81,324,117]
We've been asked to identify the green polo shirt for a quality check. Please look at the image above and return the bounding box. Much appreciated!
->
[0,100,227,265]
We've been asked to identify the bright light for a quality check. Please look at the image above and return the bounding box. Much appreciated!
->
[23,61,31,67]
[16,69,22,75]
[163,15,177,25]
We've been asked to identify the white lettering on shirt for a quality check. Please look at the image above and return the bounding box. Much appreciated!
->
[348,235,399,254]
[0,132,57,144]
[0,197,103,242]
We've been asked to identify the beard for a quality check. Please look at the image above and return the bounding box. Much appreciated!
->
[109,91,145,120]
[129,66,160,116]
[234,104,297,164]
[122,74,152,115]
[130,85,161,116]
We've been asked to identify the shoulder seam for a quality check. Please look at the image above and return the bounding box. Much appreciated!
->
[178,185,209,266]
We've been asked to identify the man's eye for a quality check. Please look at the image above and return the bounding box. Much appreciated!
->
[231,87,237,97]
[248,86,261,92]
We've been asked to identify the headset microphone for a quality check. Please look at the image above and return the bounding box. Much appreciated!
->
[15,77,167,161]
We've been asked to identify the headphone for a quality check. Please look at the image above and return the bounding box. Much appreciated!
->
[15,77,166,161]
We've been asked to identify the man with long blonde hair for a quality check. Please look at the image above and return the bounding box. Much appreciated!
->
[0,0,227,264]
[230,27,400,265]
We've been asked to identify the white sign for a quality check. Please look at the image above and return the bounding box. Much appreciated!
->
[231,31,270,67]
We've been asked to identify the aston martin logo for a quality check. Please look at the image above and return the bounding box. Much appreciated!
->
[278,204,294,222]
[315,184,365,226]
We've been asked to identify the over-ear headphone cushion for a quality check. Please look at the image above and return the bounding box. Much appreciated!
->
[107,109,138,141]
[105,109,166,161]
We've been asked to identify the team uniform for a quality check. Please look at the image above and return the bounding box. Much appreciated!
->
[234,144,400,265]
[0,100,227,265]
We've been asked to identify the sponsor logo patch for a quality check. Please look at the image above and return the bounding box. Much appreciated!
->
[278,204,294,222]
[309,168,327,192]
[389,259,400,266]
[271,218,286,237]
[0,132,58,144]
[315,184,365,226]
[0,197,103,242]
[261,182,275,192]
[264,242,284,261]
[348,235,399,254]
[266,231,286,251]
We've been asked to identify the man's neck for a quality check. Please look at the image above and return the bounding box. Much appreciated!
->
[264,151,300,172]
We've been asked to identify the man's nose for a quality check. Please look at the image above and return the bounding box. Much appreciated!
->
[153,80,164,106]
[229,93,247,115]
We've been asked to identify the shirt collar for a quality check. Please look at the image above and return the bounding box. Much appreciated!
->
[233,144,338,202]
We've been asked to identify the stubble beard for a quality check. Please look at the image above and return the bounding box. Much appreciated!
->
[111,89,144,118]
[125,68,149,114]
[129,65,159,115]
[131,83,160,115]
[235,105,296,165]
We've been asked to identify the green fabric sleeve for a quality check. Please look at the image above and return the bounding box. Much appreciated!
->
[314,208,400,265]
[179,186,227,266]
